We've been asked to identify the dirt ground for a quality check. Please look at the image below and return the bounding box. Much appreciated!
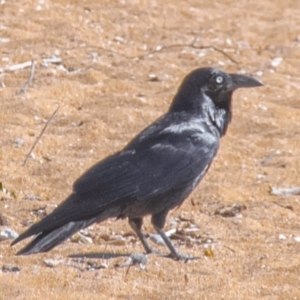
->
[0,0,300,299]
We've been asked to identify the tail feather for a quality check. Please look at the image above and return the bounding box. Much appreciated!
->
[16,218,97,255]
[14,206,122,255]
[11,193,80,247]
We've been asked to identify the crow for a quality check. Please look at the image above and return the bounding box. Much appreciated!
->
[11,67,262,260]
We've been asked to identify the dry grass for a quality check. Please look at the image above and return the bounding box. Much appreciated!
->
[1,0,300,299]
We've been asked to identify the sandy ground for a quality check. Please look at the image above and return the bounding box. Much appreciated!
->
[0,0,300,299]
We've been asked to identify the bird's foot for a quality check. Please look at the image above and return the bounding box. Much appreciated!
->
[145,244,198,260]
[167,252,199,261]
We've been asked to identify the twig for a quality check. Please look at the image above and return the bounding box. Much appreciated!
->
[82,38,239,64]
[135,40,239,64]
[191,45,239,64]
[22,106,60,166]
[261,150,281,166]
[6,61,33,72]
[17,60,36,95]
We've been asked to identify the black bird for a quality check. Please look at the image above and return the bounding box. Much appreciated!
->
[12,67,262,260]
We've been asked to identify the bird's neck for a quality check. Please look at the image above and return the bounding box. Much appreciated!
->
[206,100,232,137]
[202,90,233,136]
[169,91,232,137]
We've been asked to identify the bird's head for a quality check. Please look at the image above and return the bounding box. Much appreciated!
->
[169,67,262,113]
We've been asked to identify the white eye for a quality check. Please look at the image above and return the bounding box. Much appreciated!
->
[215,75,223,84]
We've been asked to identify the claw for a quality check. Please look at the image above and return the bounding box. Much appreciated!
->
[167,252,199,261]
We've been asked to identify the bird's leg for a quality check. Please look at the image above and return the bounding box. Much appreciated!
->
[152,212,198,261]
[128,218,161,255]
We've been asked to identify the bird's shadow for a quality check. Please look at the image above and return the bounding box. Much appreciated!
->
[68,252,130,260]
[68,251,199,261]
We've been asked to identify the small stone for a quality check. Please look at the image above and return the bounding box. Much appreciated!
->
[44,259,64,268]
[116,253,147,270]
[278,234,287,240]
[13,138,24,147]
[71,233,93,244]
[215,204,246,218]
[148,74,159,82]
[0,228,19,241]
[2,265,20,273]
[293,236,300,242]
[113,36,124,43]
[271,57,282,67]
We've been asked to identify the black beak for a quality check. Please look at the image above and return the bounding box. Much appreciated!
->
[229,73,263,90]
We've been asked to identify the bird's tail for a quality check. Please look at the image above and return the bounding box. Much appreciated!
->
[16,217,97,256]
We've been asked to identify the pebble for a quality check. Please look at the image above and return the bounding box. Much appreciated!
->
[0,228,19,241]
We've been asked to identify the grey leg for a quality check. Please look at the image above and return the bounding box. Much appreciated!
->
[152,211,198,261]
[128,218,159,254]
